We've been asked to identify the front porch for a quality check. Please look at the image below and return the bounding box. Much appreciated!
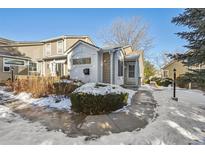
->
[41,55,68,77]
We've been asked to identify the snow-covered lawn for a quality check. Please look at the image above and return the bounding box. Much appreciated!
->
[0,85,205,144]
[0,83,136,111]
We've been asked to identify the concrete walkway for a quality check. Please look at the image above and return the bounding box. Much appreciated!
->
[1,89,158,137]
[80,90,158,136]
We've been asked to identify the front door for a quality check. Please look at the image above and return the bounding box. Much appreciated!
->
[103,53,110,83]
[125,62,136,85]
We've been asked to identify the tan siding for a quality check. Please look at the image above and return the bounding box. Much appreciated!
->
[163,61,189,79]
[123,46,133,55]
[135,51,144,82]
[0,42,9,45]
[0,57,10,82]
[65,38,93,51]
[44,61,51,76]
[85,38,94,44]
[50,40,57,56]
[103,53,110,83]
[0,57,29,83]
[17,45,43,61]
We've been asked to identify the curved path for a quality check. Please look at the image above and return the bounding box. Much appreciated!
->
[1,86,205,144]
[0,89,157,138]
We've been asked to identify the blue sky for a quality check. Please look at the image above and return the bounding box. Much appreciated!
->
[0,8,187,60]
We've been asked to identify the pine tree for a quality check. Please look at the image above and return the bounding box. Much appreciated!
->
[169,8,205,89]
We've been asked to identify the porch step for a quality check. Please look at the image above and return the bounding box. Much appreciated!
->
[122,84,139,90]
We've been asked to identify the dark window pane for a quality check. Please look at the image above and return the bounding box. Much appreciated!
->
[4,66,10,72]
[29,62,37,71]
[129,65,135,78]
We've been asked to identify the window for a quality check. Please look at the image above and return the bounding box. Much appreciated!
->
[163,70,169,78]
[29,62,37,72]
[4,58,25,66]
[45,43,51,56]
[47,63,50,69]
[57,40,63,54]
[118,60,123,76]
[3,58,26,72]
[73,58,91,65]
[3,66,10,72]
[128,65,135,78]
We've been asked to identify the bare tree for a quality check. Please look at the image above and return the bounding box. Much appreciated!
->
[99,16,153,52]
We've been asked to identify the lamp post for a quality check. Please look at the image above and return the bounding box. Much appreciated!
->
[10,66,14,83]
[172,68,178,101]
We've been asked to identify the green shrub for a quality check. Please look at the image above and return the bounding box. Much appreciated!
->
[150,77,172,87]
[145,79,150,84]
[70,92,128,115]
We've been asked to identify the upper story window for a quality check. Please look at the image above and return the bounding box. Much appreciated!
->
[57,40,63,54]
[45,43,51,56]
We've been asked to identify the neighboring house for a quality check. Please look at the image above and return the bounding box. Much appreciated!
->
[0,35,94,82]
[0,35,144,87]
[161,59,204,80]
[161,60,189,79]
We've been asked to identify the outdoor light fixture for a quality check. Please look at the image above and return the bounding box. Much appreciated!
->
[83,68,90,75]
[172,68,178,101]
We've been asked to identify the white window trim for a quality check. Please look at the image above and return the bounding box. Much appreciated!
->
[45,43,51,56]
[57,40,64,54]
[3,57,27,72]
[163,70,169,78]
[3,57,26,66]
[29,61,38,72]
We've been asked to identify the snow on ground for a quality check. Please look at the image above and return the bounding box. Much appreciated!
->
[57,79,83,86]
[74,83,136,105]
[0,87,71,111]
[0,104,85,144]
[0,85,205,144]
[1,82,135,111]
[32,96,71,111]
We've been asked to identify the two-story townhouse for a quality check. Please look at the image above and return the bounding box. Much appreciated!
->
[40,35,94,77]
[0,36,144,87]
[0,35,94,83]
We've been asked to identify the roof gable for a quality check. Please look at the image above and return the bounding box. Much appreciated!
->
[65,40,100,54]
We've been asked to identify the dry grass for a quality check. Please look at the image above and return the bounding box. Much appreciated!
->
[6,76,80,98]
[6,76,60,98]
